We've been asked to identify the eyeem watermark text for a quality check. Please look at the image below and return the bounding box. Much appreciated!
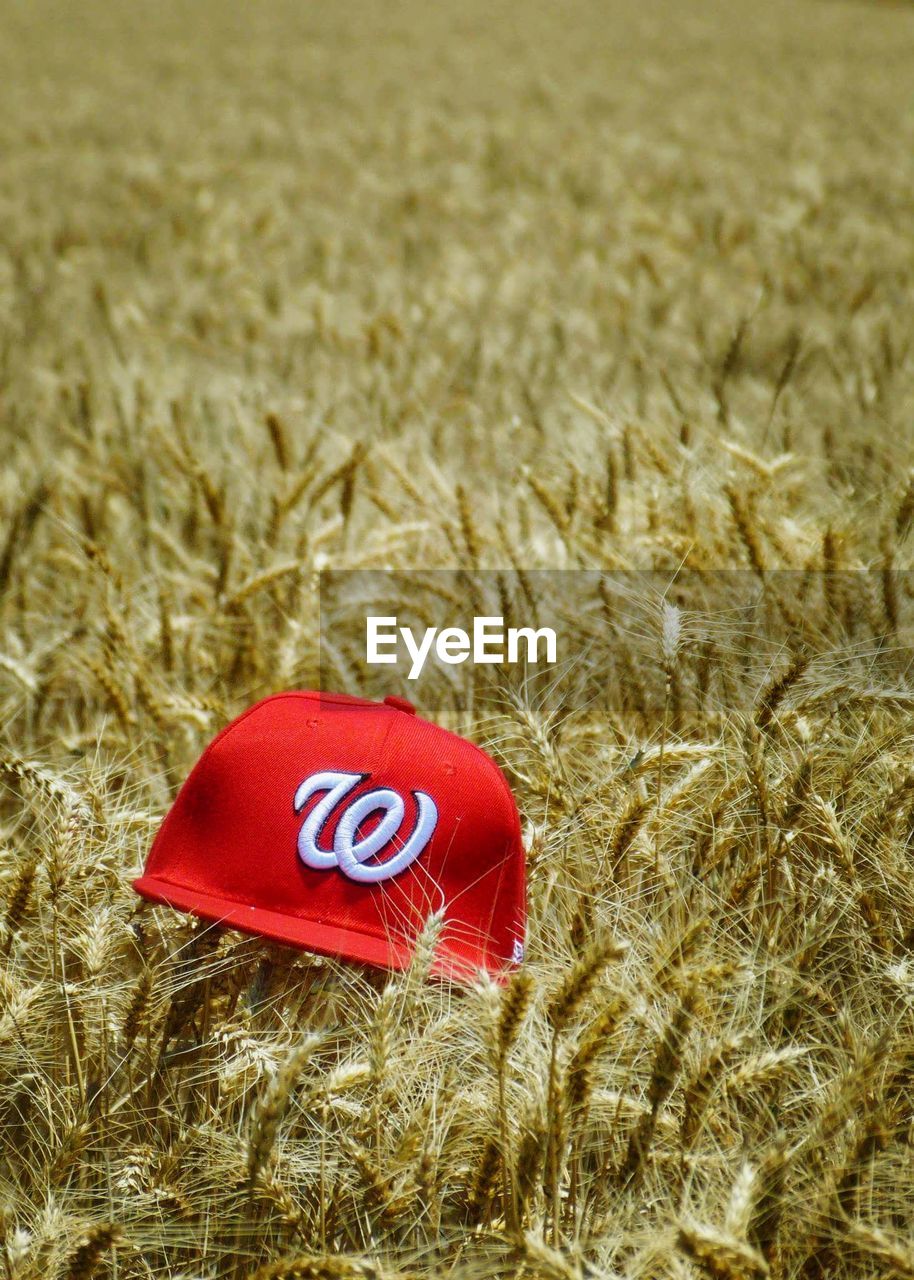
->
[367,616,558,681]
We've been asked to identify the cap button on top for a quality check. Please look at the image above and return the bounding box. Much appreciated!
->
[383,695,416,714]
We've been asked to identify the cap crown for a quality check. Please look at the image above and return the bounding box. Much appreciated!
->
[134,691,526,980]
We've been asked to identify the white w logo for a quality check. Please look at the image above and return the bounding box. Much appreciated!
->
[293,771,438,884]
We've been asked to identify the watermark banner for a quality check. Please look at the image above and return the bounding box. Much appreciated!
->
[318,568,914,724]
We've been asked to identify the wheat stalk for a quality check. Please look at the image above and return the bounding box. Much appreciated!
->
[247,1036,323,1189]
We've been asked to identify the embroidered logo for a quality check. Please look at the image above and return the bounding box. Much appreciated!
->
[293,771,438,883]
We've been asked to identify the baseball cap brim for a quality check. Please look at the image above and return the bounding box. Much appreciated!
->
[132,873,504,984]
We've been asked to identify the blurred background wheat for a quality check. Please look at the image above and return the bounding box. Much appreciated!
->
[3,0,914,1276]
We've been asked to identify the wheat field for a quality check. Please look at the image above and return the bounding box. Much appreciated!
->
[3,0,914,1276]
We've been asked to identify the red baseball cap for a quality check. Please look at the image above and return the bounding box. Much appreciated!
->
[133,691,526,982]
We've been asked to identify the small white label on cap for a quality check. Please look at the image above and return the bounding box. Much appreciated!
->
[512,939,525,964]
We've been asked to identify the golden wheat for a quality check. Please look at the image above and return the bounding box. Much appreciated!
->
[2,1,914,1276]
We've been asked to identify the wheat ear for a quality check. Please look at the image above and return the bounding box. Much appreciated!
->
[247,1036,322,1190]
[62,1224,122,1280]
